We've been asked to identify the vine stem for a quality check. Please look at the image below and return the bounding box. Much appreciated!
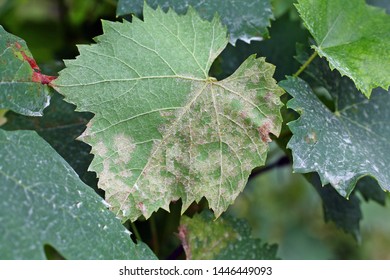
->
[150,216,159,254]
[130,222,142,242]
[293,51,318,77]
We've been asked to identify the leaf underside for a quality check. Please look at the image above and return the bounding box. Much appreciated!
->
[116,0,273,45]
[296,0,390,97]
[55,5,283,222]
[179,211,278,260]
[281,77,390,197]
[0,130,156,260]
[0,26,52,116]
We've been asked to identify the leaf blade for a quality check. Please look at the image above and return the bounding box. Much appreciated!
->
[55,6,283,222]
[116,0,273,45]
[295,0,390,97]
[280,76,390,197]
[0,129,156,260]
[0,26,53,116]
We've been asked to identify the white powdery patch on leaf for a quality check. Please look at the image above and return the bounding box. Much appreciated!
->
[55,5,283,222]
[282,77,390,198]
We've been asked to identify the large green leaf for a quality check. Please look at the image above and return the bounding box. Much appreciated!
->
[295,0,390,97]
[288,47,387,238]
[0,129,156,259]
[179,211,278,259]
[0,26,54,116]
[55,5,283,222]
[116,0,273,45]
[280,77,389,197]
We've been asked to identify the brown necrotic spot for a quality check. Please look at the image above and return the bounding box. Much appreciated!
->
[305,131,317,144]
[257,121,272,143]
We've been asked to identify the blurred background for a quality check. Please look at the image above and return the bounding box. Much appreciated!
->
[1,0,389,259]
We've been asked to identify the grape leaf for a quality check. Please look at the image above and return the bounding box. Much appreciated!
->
[178,211,278,259]
[307,173,362,240]
[295,0,390,97]
[0,129,156,260]
[54,5,283,222]
[356,177,386,205]
[2,92,96,187]
[311,174,386,240]
[116,0,273,45]
[291,47,387,238]
[280,77,390,197]
[0,26,54,116]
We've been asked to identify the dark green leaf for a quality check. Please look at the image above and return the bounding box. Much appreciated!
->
[280,77,389,197]
[2,92,95,186]
[0,130,156,259]
[0,26,54,116]
[116,0,273,45]
[356,177,386,205]
[307,173,362,240]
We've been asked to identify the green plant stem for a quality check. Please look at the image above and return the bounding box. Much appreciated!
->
[130,222,142,242]
[293,51,318,77]
[150,216,159,254]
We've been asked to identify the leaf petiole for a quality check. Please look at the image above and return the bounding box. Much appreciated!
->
[293,50,318,77]
[130,222,142,242]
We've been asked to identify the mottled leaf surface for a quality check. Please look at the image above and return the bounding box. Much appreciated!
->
[0,130,156,260]
[291,48,387,238]
[179,211,278,259]
[116,0,273,45]
[295,0,390,97]
[281,77,389,197]
[0,26,53,116]
[55,6,283,222]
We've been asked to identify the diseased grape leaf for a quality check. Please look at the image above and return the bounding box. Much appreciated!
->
[280,76,390,197]
[116,0,273,45]
[289,47,387,238]
[295,0,390,97]
[178,211,278,259]
[0,26,55,116]
[0,129,156,260]
[54,5,283,222]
